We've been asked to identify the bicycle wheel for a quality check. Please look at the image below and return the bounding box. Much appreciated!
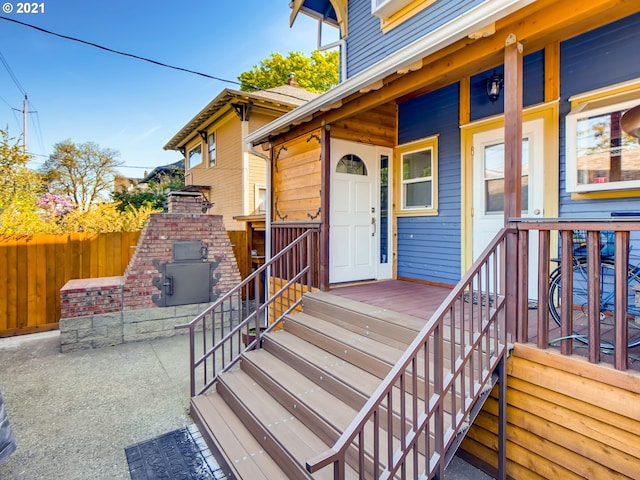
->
[548,260,640,349]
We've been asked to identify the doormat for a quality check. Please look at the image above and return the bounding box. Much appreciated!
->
[125,424,227,480]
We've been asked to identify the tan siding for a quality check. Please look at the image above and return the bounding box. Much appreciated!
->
[272,130,322,222]
[248,153,266,213]
[185,113,246,231]
[461,345,640,479]
[249,111,280,132]
[212,115,244,230]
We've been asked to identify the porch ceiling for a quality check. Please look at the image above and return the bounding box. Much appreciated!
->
[248,0,640,146]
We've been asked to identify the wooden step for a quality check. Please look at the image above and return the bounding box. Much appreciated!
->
[191,394,289,480]
[302,291,426,348]
[189,291,502,479]
[263,329,379,410]
[217,366,359,480]
[283,311,406,379]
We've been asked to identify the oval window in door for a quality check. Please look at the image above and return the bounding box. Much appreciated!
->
[336,154,367,175]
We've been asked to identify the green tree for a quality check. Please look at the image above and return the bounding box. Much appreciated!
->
[238,50,339,93]
[41,140,123,211]
[112,170,184,212]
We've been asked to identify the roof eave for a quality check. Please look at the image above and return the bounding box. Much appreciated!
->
[164,88,309,151]
[246,0,535,147]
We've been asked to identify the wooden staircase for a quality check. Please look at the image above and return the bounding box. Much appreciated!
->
[190,291,502,479]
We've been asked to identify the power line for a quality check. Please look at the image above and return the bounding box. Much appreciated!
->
[0,49,25,95]
[0,16,243,87]
[0,16,316,102]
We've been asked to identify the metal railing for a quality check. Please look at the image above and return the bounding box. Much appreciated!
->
[510,217,640,370]
[176,227,320,397]
[306,228,511,479]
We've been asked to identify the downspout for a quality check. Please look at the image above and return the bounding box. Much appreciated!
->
[248,141,272,322]
[248,141,272,283]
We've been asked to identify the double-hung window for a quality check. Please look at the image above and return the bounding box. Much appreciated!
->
[566,88,640,193]
[396,136,438,215]
[208,132,216,167]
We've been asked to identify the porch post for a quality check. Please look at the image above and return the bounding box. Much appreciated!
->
[504,33,523,222]
[320,125,331,291]
[504,35,523,341]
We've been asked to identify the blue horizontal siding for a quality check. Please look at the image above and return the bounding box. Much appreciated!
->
[397,83,461,285]
[346,0,484,77]
[559,12,640,218]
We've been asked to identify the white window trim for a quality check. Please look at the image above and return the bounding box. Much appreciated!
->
[396,135,438,216]
[207,132,216,168]
[255,184,267,213]
[187,144,203,170]
[566,95,640,193]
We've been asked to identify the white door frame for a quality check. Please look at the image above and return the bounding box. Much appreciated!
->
[472,118,545,298]
[329,139,393,283]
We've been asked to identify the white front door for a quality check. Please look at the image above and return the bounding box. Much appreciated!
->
[330,140,382,283]
[472,118,545,296]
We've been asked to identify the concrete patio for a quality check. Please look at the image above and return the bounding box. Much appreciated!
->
[0,329,493,479]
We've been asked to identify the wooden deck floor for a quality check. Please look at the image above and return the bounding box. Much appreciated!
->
[329,280,451,320]
[329,279,640,371]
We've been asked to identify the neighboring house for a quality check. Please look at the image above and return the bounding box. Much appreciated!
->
[113,174,141,192]
[205,0,638,478]
[138,159,184,186]
[163,78,318,232]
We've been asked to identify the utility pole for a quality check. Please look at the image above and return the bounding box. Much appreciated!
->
[12,94,35,155]
[23,94,27,154]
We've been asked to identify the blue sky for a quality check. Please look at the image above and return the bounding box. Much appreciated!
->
[0,1,335,179]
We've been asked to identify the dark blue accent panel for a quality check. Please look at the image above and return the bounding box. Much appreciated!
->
[398,83,459,144]
[469,50,545,122]
[300,0,338,23]
[559,13,640,218]
[347,0,484,78]
[397,84,461,284]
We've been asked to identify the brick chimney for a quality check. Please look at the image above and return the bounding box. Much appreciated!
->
[288,72,300,88]
[167,191,206,213]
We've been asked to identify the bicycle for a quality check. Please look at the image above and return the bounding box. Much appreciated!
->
[548,229,640,350]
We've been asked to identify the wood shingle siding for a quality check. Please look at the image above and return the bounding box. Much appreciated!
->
[272,130,322,223]
[461,344,640,479]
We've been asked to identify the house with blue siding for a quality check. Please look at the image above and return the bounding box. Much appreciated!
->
[182,2,640,478]
[248,0,640,290]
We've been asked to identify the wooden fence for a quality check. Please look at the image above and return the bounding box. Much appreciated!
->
[0,232,140,336]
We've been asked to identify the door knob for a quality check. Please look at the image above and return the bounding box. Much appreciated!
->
[533,208,541,215]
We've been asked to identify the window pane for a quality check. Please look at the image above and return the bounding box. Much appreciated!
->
[380,155,388,264]
[483,138,529,214]
[336,154,367,175]
[576,110,640,186]
[188,145,202,169]
[403,150,432,180]
[404,181,431,208]
[208,133,216,166]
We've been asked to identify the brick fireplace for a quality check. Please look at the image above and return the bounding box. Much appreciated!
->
[59,192,241,352]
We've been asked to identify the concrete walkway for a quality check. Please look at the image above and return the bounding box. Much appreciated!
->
[0,331,494,479]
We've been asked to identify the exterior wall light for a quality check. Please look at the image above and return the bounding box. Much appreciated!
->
[486,71,504,103]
